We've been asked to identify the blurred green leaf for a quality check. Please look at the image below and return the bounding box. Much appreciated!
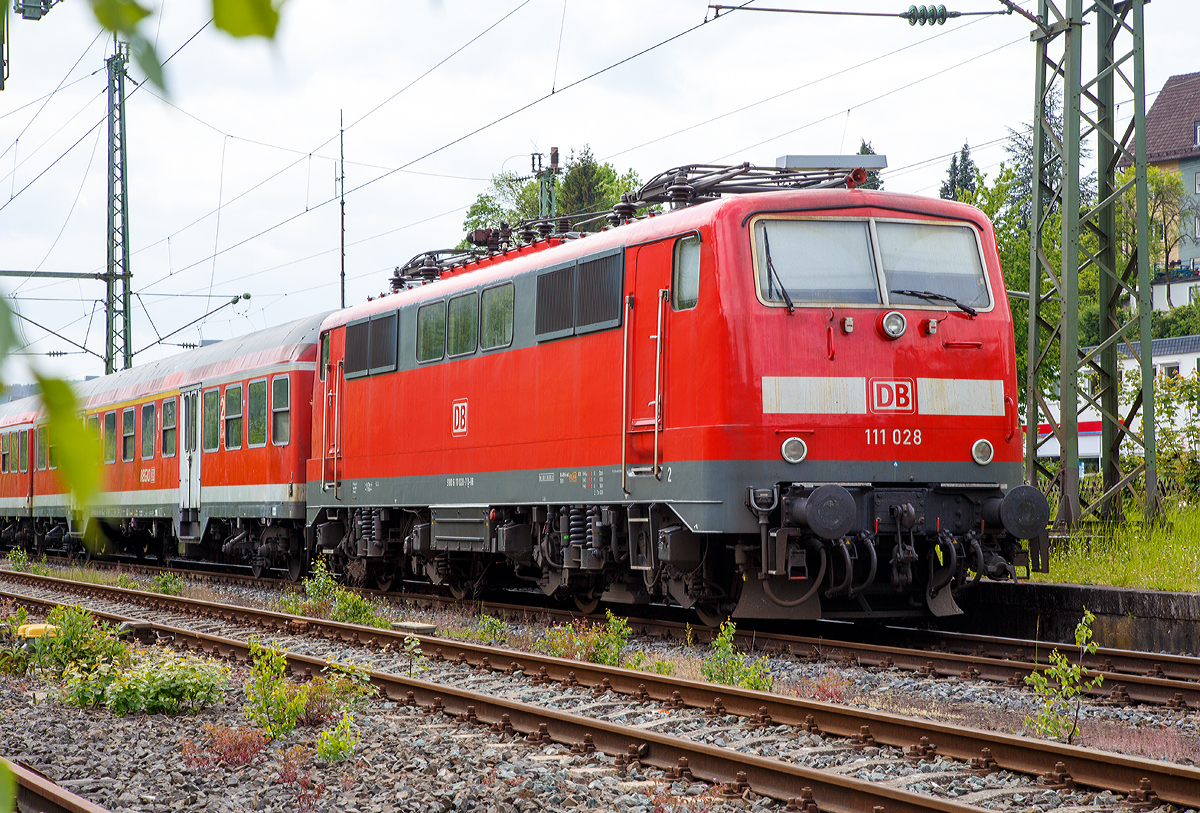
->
[213,0,281,38]
[128,34,166,92]
[89,0,151,35]
[0,760,15,813]
[0,299,20,364]
[35,374,100,505]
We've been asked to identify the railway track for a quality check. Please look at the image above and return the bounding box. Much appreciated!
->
[1,757,111,813]
[16,561,1200,709]
[2,571,1196,810]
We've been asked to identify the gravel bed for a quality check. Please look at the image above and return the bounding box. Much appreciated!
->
[3,574,1193,813]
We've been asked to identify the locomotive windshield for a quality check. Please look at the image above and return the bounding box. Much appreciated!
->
[753,218,989,309]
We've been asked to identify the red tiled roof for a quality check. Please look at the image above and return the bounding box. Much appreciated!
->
[1144,72,1200,164]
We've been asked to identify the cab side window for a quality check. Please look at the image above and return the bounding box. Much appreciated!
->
[672,234,701,311]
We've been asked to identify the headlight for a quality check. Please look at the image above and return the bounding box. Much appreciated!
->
[971,438,994,465]
[780,436,807,464]
[879,310,907,339]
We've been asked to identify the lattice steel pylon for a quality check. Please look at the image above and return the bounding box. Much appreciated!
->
[1024,0,1154,525]
[105,38,132,374]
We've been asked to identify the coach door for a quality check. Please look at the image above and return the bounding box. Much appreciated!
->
[624,241,674,491]
[179,387,201,531]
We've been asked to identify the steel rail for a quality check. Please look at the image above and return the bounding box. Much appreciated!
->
[1,757,112,813]
[3,576,1197,806]
[8,567,1200,707]
[0,592,981,813]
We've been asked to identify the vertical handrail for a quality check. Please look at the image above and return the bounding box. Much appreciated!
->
[333,359,344,499]
[321,363,331,492]
[621,293,633,495]
[653,289,668,480]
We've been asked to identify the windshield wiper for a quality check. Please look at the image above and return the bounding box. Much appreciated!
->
[762,228,794,314]
[889,289,977,317]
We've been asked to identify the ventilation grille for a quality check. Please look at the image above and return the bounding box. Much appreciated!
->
[368,312,398,373]
[535,265,575,340]
[344,321,370,378]
[575,253,623,333]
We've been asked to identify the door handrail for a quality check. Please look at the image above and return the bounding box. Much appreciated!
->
[652,288,668,480]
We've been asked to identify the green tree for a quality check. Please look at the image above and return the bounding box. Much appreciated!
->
[1004,87,1096,228]
[856,139,883,191]
[939,141,977,201]
[1118,165,1200,309]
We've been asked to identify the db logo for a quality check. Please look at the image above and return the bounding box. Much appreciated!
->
[869,378,916,414]
[452,399,468,436]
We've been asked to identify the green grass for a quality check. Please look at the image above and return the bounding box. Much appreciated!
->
[1032,502,1200,591]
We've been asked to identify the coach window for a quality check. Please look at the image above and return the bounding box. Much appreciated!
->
[672,234,701,311]
[248,379,267,448]
[225,385,243,450]
[162,398,177,458]
[141,403,156,460]
[272,375,290,446]
[122,408,135,462]
[19,430,28,473]
[416,301,446,363]
[48,433,57,470]
[36,426,46,471]
[448,292,478,357]
[1,433,8,473]
[480,283,514,351]
[202,390,219,453]
[103,412,117,464]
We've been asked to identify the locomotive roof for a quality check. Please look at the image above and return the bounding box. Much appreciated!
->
[323,187,994,331]
[0,312,330,426]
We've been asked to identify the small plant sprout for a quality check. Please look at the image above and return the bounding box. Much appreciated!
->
[1024,608,1104,744]
[402,634,427,677]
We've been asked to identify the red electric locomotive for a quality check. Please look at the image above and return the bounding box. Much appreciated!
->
[305,163,1049,621]
[0,163,1049,622]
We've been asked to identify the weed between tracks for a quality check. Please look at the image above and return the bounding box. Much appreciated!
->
[275,559,391,628]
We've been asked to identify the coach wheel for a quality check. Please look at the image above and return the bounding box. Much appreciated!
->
[693,604,728,628]
[287,553,305,582]
[572,595,600,615]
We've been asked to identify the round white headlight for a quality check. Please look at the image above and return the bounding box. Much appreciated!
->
[971,438,994,466]
[781,436,808,464]
[881,310,907,339]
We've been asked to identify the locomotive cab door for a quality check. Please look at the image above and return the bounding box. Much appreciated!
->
[178,387,201,539]
[320,330,342,497]
[624,241,674,489]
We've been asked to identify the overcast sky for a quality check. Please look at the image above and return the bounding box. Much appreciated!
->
[0,0,1196,383]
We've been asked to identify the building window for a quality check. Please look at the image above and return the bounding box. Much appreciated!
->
[122,408,135,462]
[248,379,267,447]
[225,385,243,450]
[272,375,290,446]
[103,412,117,464]
[141,403,156,460]
[162,398,177,458]
[1196,121,1200,147]
[202,389,219,452]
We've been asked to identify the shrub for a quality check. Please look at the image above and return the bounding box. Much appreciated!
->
[316,710,359,762]
[277,746,323,813]
[700,620,773,692]
[297,662,376,726]
[535,610,634,666]
[277,559,389,629]
[5,548,30,572]
[474,614,509,645]
[182,724,267,768]
[244,640,308,739]
[61,647,227,715]
[150,572,184,596]
[31,605,130,678]
[1025,609,1104,743]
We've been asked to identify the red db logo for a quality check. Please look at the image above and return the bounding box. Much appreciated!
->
[452,399,468,436]
[869,378,916,414]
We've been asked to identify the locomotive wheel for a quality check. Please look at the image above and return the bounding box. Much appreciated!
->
[373,572,396,592]
[694,603,730,628]
[448,582,469,601]
[287,553,305,582]
[572,595,600,615]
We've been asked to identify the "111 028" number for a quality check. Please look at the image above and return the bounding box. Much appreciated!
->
[865,428,922,445]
